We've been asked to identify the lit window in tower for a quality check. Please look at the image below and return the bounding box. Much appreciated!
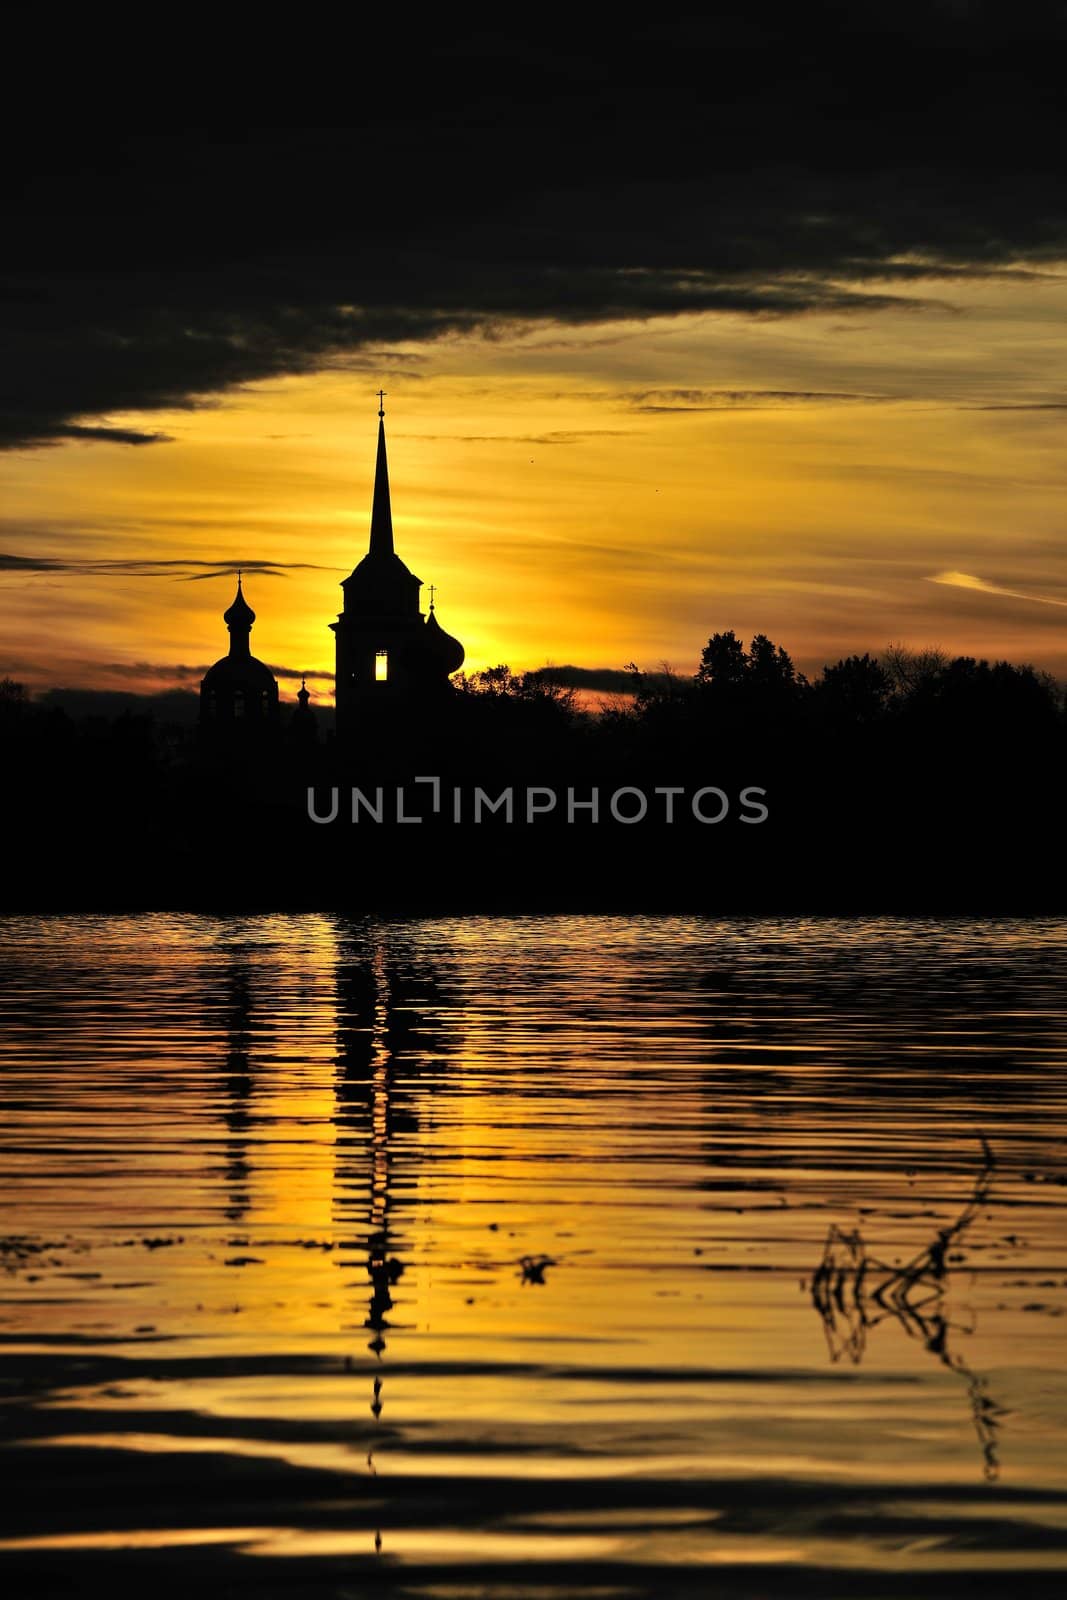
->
[375,651,388,682]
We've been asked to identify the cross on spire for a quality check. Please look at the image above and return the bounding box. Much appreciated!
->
[377,389,386,418]
[428,583,437,612]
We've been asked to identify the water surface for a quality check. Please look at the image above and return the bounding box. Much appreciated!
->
[1,915,1066,1596]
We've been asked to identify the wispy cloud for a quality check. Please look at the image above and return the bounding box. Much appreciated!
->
[973,401,1067,412]
[927,570,1067,608]
[628,388,899,412]
[406,429,633,444]
[7,659,336,687]
[0,554,336,579]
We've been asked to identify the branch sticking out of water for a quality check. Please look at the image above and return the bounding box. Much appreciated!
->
[811,1135,1005,1480]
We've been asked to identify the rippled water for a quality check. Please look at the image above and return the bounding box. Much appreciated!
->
[1,915,1066,1597]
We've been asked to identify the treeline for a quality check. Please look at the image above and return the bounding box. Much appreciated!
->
[416,633,1064,796]
[1,631,1064,911]
[455,633,1062,744]
[3,631,1062,760]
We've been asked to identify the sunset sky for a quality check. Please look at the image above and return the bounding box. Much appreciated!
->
[5,13,1067,703]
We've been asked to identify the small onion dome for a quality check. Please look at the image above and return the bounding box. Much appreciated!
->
[224,578,255,629]
[422,608,465,675]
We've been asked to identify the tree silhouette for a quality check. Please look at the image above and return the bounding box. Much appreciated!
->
[0,677,28,716]
[817,654,892,725]
[748,633,799,690]
[696,629,748,689]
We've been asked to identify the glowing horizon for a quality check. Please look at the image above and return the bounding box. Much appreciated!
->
[5,277,1067,704]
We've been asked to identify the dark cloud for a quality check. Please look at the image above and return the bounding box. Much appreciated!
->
[73,661,213,683]
[41,424,173,448]
[524,665,673,694]
[267,666,335,683]
[31,681,336,723]
[7,11,1067,449]
[34,688,202,723]
[22,662,336,691]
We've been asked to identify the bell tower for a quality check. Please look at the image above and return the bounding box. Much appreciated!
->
[331,400,464,738]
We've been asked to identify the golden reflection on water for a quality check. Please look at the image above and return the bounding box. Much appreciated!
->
[1,915,1066,1594]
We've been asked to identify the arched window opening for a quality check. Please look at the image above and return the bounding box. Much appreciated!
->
[375,650,388,683]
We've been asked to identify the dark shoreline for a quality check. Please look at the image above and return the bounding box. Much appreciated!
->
[7,800,1063,916]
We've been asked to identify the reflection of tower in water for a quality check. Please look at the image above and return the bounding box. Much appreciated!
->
[333,935,435,1430]
[219,957,255,1224]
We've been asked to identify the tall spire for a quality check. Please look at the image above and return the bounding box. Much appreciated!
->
[369,397,394,558]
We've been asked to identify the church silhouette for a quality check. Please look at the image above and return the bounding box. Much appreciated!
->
[199,398,465,741]
[199,575,280,733]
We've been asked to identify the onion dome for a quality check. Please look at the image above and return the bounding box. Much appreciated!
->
[422,606,465,675]
[223,575,256,630]
[200,574,280,709]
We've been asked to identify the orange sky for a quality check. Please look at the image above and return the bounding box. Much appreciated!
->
[4,273,1067,704]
